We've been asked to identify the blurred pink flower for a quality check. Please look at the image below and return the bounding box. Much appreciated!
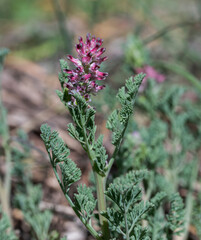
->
[135,65,165,91]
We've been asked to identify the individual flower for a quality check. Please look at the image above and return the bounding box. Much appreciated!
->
[135,65,166,92]
[63,33,108,105]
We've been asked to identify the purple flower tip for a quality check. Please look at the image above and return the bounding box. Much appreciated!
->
[63,34,108,105]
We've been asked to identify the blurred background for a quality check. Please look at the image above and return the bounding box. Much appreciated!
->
[0,0,201,239]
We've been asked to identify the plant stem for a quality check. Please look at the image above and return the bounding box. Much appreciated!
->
[143,20,201,45]
[0,180,11,221]
[51,0,72,53]
[4,142,12,212]
[153,61,201,94]
[106,120,129,178]
[94,172,110,240]
[124,204,129,240]
[179,158,199,240]
[0,55,12,224]
[78,111,110,239]
[52,166,101,240]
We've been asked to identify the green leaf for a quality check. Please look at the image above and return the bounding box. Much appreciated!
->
[130,226,150,240]
[150,192,167,211]
[41,124,81,192]
[166,193,185,235]
[74,184,96,222]
[105,170,147,210]
[41,123,70,164]
[101,208,124,233]
[93,135,108,175]
[59,158,81,192]
[129,201,154,228]
[67,123,83,142]
[24,210,52,240]
[0,207,17,240]
[106,74,145,146]
[14,183,51,240]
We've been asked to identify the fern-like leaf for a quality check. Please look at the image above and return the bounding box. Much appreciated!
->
[74,184,96,222]
[41,124,81,192]
[59,159,81,192]
[93,135,108,175]
[106,74,145,146]
[166,193,185,235]
[0,207,17,240]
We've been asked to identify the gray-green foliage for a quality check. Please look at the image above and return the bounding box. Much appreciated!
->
[41,124,81,192]
[0,207,17,240]
[14,184,52,240]
[74,184,97,223]
[102,171,154,239]
[166,193,185,235]
[192,194,201,239]
[115,78,201,239]
[40,56,186,239]
[106,74,145,146]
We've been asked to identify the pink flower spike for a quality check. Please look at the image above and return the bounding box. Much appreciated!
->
[96,37,103,45]
[67,55,82,67]
[90,63,99,71]
[96,70,108,80]
[96,85,105,91]
[76,43,84,54]
[63,69,73,74]
[91,43,101,53]
[96,48,106,57]
[86,33,91,46]
[64,34,108,105]
[99,56,108,63]
[82,55,92,64]
[78,36,83,44]
[91,36,96,47]
[82,74,91,81]
[91,81,96,87]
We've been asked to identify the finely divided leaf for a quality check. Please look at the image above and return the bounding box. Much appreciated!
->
[41,124,81,191]
[74,184,96,222]
[166,193,185,235]
[106,74,145,146]
[93,135,108,175]
[60,159,81,192]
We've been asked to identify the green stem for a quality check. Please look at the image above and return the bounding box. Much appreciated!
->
[77,109,110,239]
[153,61,201,94]
[52,166,101,240]
[51,0,72,52]
[106,120,129,178]
[0,53,12,224]
[180,158,199,240]
[143,20,200,45]
[0,180,11,222]
[124,204,129,240]
[94,173,110,240]
[4,143,12,213]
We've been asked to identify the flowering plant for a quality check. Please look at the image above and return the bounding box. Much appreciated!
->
[63,33,108,104]
[41,34,184,240]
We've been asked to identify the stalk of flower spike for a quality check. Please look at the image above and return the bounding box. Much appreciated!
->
[64,33,108,105]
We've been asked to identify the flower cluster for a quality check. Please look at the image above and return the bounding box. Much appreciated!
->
[64,33,108,104]
[135,65,165,92]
